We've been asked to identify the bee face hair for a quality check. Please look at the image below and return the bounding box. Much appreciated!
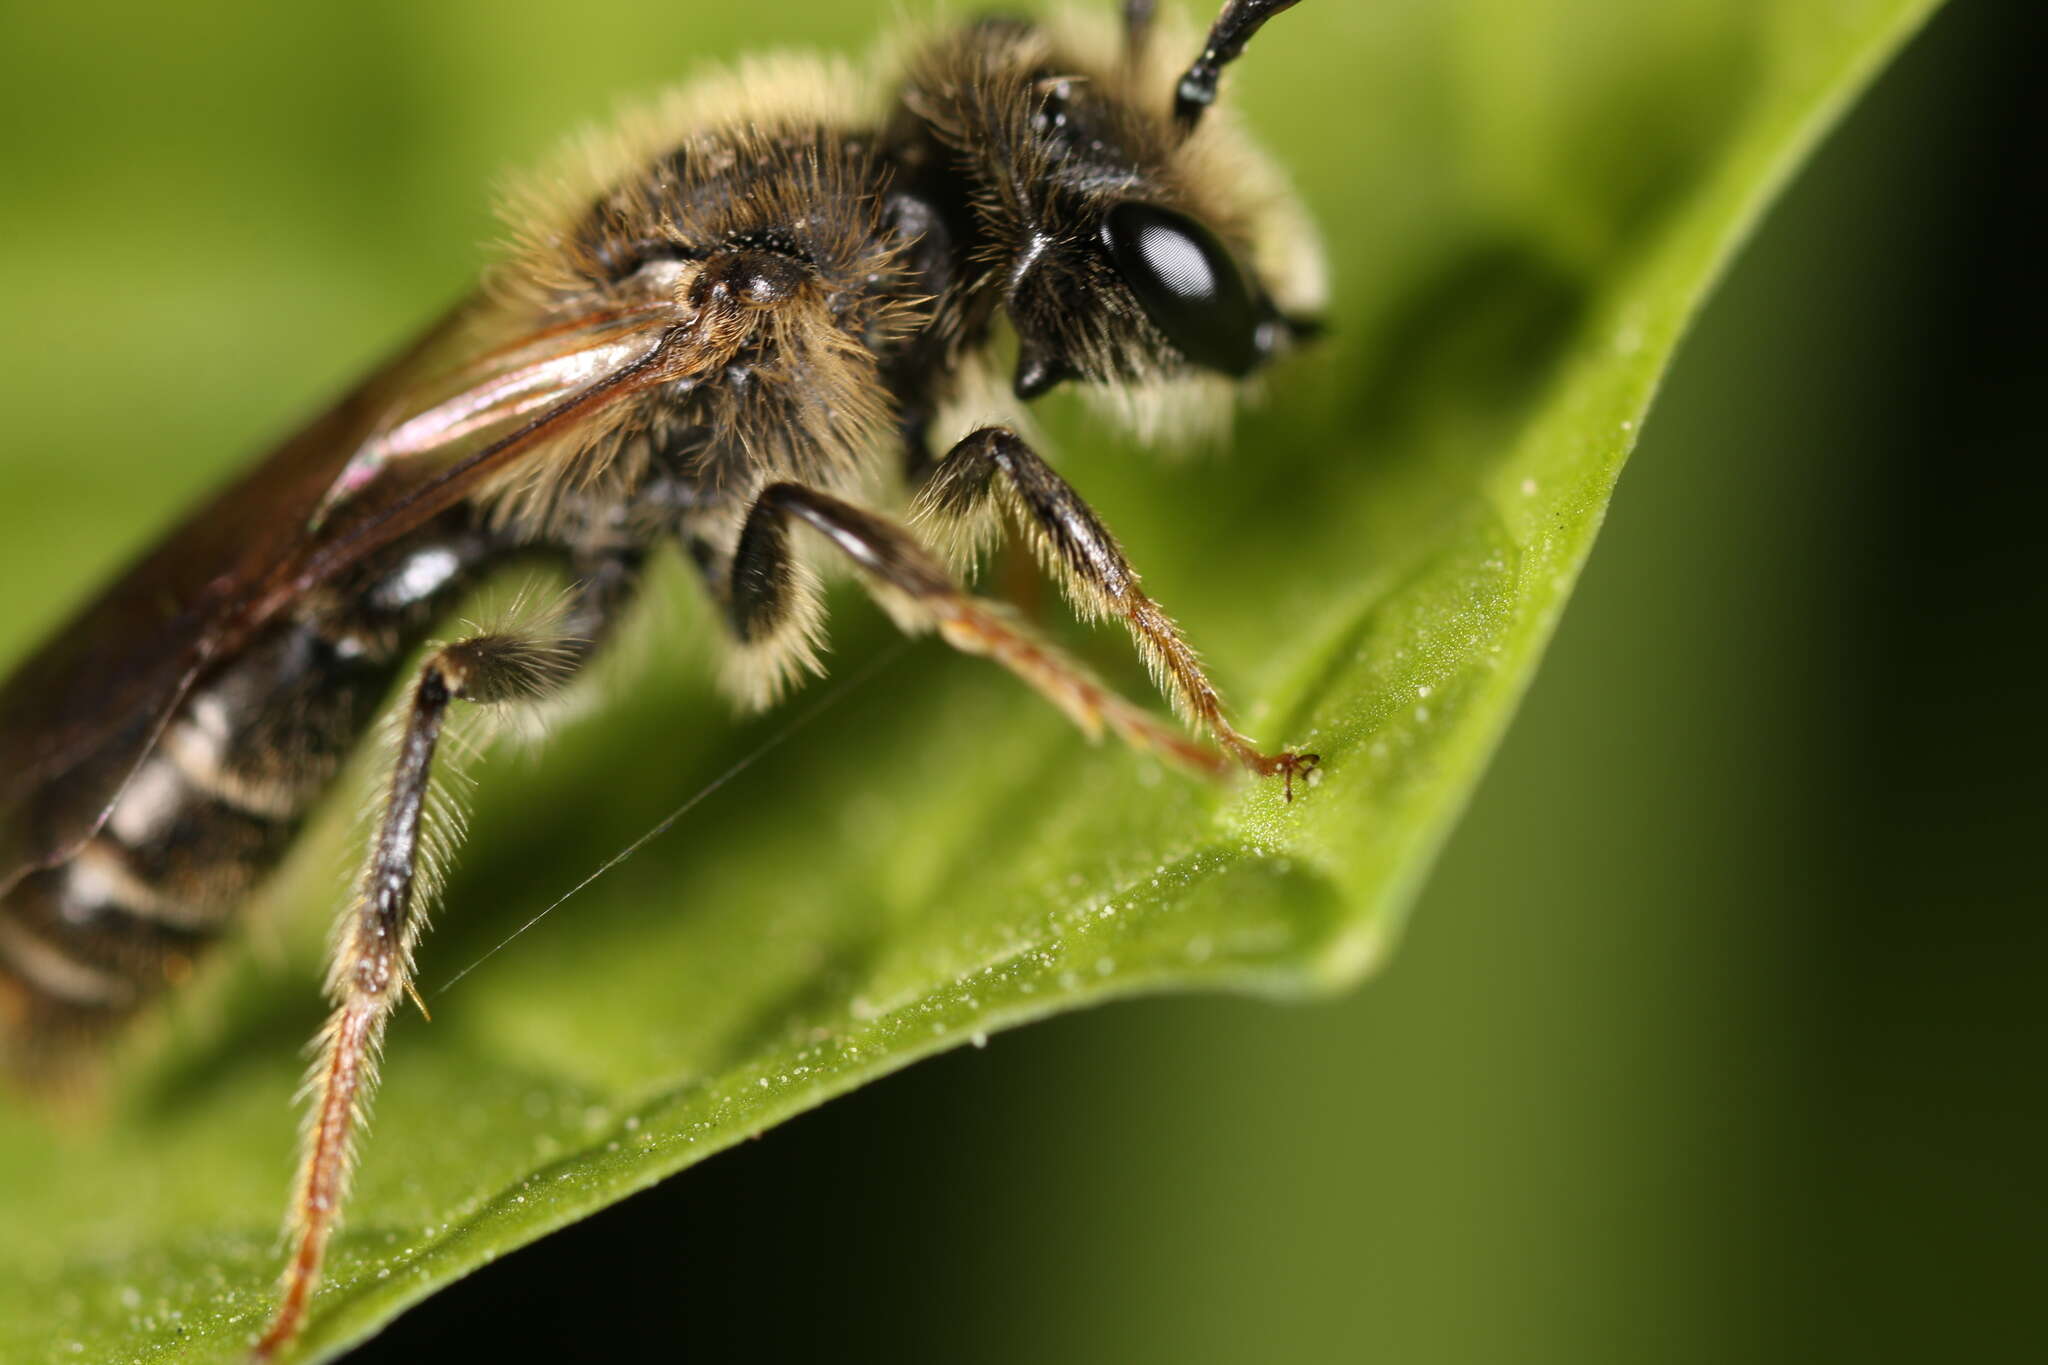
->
[894,5,1324,421]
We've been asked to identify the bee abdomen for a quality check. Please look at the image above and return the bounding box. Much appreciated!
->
[0,706,319,1067]
[0,600,417,1068]
[0,523,508,1073]
[0,822,300,1070]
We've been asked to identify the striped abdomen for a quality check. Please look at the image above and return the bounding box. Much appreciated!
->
[0,523,498,1073]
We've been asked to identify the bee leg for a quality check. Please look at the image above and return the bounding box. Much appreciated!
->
[728,481,1233,777]
[252,626,583,1361]
[914,426,1316,793]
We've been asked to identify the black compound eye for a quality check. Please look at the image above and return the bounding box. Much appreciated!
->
[1101,201,1263,376]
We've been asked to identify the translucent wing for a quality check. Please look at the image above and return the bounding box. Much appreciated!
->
[0,296,683,897]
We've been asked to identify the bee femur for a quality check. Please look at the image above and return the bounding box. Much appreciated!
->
[1175,0,1303,128]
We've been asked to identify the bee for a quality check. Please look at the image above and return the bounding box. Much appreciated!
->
[0,0,1323,1355]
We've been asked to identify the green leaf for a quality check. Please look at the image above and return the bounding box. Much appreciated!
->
[0,0,1942,1359]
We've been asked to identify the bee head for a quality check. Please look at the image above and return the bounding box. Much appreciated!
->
[904,2,1322,434]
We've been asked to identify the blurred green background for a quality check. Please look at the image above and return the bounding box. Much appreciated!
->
[1,0,2039,1361]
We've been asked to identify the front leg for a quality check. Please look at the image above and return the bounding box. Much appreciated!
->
[914,426,1315,789]
[726,482,1239,779]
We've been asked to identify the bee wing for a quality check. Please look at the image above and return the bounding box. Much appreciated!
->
[0,298,683,897]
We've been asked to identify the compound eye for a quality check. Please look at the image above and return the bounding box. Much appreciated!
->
[1101,202,1262,377]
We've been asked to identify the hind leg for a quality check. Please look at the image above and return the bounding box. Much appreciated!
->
[253,546,642,1359]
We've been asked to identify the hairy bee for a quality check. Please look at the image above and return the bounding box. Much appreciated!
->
[0,0,1322,1354]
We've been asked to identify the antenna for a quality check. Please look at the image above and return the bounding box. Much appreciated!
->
[1175,0,1303,128]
